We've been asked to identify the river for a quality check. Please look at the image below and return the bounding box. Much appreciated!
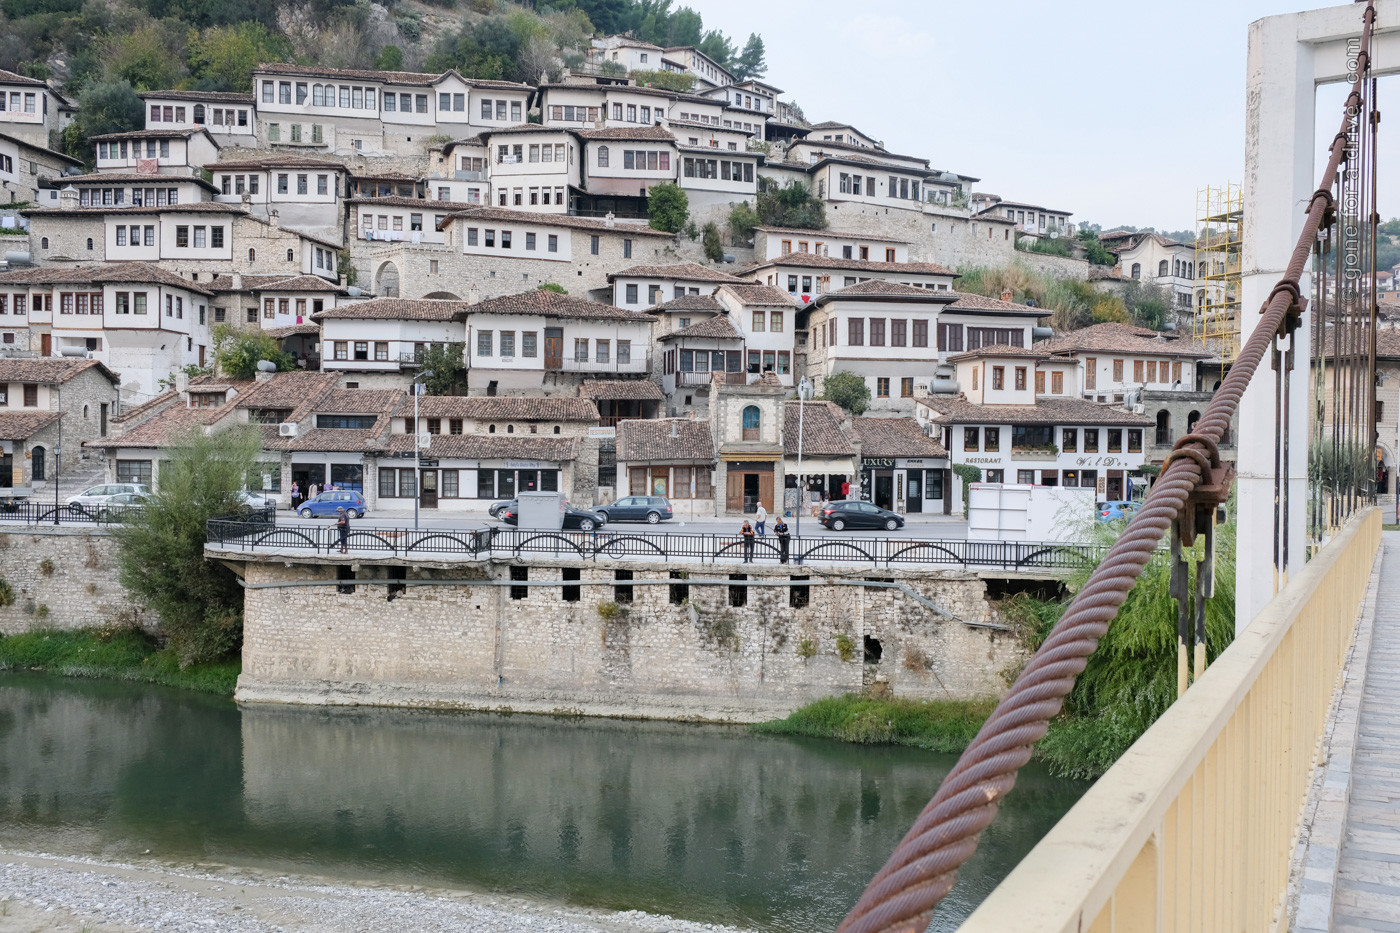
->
[0,673,1086,931]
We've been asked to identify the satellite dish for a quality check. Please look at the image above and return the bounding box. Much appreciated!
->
[1048,230,1059,239]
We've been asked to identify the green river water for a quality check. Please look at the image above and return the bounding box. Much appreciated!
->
[0,672,1087,931]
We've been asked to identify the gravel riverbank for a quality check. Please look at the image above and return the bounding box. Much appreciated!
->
[0,850,753,933]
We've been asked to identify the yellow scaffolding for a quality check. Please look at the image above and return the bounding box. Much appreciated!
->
[1195,184,1243,363]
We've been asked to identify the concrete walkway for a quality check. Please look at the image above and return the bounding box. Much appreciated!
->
[1332,532,1400,931]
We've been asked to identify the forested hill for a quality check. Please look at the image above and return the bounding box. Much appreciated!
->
[0,0,767,161]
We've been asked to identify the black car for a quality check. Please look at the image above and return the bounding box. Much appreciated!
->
[818,500,905,532]
[498,501,605,531]
[594,495,673,524]
[488,499,515,517]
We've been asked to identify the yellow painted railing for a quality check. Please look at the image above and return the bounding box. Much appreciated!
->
[956,507,1381,933]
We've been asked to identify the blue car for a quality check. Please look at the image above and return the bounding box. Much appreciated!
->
[298,490,367,519]
[1097,500,1139,522]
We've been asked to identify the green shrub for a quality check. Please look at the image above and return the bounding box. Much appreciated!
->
[0,580,14,607]
[701,222,723,262]
[835,633,855,662]
[596,601,622,621]
[0,627,239,695]
[751,694,997,753]
[820,371,870,415]
[796,636,817,660]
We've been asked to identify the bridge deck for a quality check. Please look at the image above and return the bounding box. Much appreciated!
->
[1334,531,1400,931]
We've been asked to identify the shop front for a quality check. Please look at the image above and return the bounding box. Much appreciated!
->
[723,457,778,515]
[784,457,855,515]
[859,457,948,514]
[292,456,365,497]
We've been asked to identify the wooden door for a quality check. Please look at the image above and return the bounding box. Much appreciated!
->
[630,467,647,496]
[544,327,563,370]
[726,469,743,513]
[420,469,438,509]
[41,334,51,356]
[758,472,774,513]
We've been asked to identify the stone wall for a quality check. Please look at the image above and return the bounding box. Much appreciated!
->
[0,527,147,634]
[234,554,1024,721]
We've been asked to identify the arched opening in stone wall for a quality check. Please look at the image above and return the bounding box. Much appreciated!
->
[422,290,461,300]
[864,636,882,663]
[376,261,400,297]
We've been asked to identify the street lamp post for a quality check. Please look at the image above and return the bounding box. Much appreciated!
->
[52,386,61,525]
[412,371,434,530]
[795,377,812,539]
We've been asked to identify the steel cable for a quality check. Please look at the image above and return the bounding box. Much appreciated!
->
[837,6,1377,931]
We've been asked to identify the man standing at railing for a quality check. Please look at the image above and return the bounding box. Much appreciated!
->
[740,520,755,563]
[335,507,349,554]
[774,516,790,564]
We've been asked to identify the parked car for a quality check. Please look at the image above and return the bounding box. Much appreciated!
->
[1096,500,1139,522]
[594,496,673,524]
[498,500,605,531]
[67,483,152,509]
[236,489,278,510]
[95,491,152,521]
[298,490,367,519]
[817,500,905,532]
[488,499,515,517]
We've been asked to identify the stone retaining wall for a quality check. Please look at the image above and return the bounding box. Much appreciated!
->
[0,528,147,635]
[235,555,1025,722]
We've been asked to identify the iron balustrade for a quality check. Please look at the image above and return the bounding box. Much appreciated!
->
[203,517,1105,570]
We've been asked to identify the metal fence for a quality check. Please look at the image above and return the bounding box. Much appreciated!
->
[0,503,275,528]
[204,518,1104,570]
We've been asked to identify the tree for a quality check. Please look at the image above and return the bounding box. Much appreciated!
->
[630,68,693,92]
[1077,229,1117,266]
[756,177,827,230]
[212,324,295,379]
[113,426,264,665]
[65,80,145,163]
[537,283,567,294]
[102,21,188,90]
[647,181,689,233]
[697,29,734,70]
[419,343,468,395]
[820,371,870,415]
[701,221,723,262]
[732,33,766,80]
[188,22,290,92]
[727,201,760,243]
[373,45,403,71]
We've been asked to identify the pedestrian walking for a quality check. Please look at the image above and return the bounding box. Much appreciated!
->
[755,503,767,537]
[774,517,790,564]
[290,481,301,511]
[307,483,319,500]
[740,520,755,563]
[335,507,350,553]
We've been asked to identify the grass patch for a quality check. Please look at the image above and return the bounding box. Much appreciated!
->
[751,694,997,753]
[1383,524,1400,531]
[0,626,239,695]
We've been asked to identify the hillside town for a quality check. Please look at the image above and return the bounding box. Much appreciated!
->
[0,36,1257,522]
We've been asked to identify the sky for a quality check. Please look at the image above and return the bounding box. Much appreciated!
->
[692,0,1394,233]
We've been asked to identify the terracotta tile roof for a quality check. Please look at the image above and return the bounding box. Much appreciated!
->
[232,372,339,421]
[789,136,929,168]
[617,418,715,463]
[753,225,909,244]
[821,280,951,300]
[946,344,1050,362]
[317,389,405,414]
[850,417,948,459]
[346,196,485,216]
[0,358,120,385]
[1035,322,1210,358]
[945,292,1054,318]
[445,205,675,237]
[487,122,577,136]
[1320,327,1400,358]
[110,388,178,425]
[648,294,725,313]
[469,289,654,321]
[576,126,677,141]
[264,323,321,338]
[139,89,255,103]
[719,283,801,306]
[98,404,217,448]
[0,411,62,440]
[0,68,47,88]
[206,273,343,294]
[88,128,208,141]
[919,395,1152,427]
[385,432,582,461]
[23,202,249,217]
[784,401,856,457]
[0,262,215,295]
[212,155,348,172]
[264,426,387,453]
[391,395,600,421]
[256,63,530,90]
[313,298,470,321]
[610,262,744,283]
[578,380,663,401]
[750,253,958,277]
[61,172,215,188]
[662,313,743,340]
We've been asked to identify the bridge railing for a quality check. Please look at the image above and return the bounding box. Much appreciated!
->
[956,507,1379,932]
[204,518,1108,570]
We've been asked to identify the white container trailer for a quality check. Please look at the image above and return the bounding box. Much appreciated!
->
[967,483,1097,543]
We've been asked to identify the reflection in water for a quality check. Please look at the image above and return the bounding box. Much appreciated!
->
[0,673,1086,932]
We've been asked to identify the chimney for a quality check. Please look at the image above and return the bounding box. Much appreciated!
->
[1000,289,1013,302]
[58,186,79,211]
[670,420,679,438]
[604,211,616,229]
[269,209,280,230]
[232,272,243,290]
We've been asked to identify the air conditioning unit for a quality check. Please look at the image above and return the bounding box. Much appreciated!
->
[1132,404,1145,414]
[278,422,298,437]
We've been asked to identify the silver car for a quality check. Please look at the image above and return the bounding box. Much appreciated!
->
[67,483,152,508]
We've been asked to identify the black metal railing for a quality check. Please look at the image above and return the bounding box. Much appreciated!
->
[0,503,275,528]
[204,518,1104,570]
